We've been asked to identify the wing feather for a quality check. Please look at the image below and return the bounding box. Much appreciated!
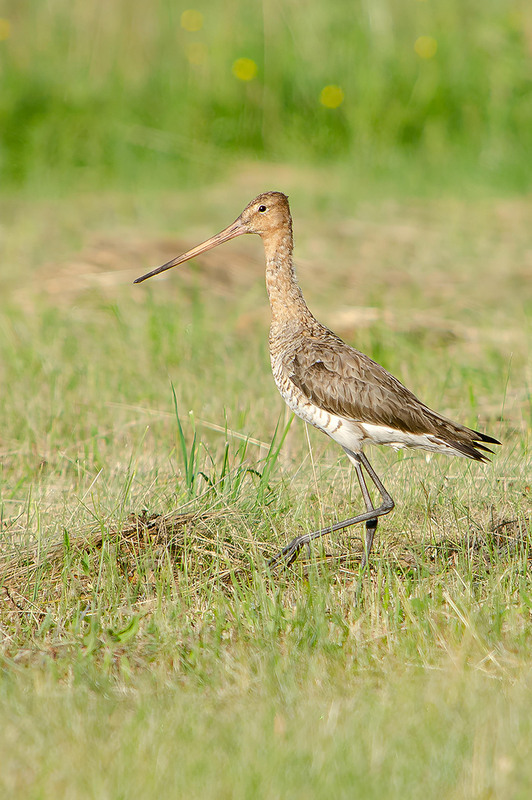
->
[288,337,434,433]
[285,332,499,460]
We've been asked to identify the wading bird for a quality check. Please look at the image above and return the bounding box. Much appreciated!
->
[134,192,500,569]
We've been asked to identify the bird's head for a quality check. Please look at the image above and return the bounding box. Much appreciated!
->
[134,191,291,284]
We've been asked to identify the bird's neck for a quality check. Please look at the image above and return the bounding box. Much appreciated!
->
[262,227,311,324]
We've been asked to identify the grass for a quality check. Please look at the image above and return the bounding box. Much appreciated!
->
[0,163,530,796]
[1,0,532,193]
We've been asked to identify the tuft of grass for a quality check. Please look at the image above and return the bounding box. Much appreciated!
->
[172,386,199,499]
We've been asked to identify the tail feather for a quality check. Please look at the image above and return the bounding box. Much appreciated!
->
[475,430,501,446]
[451,428,501,462]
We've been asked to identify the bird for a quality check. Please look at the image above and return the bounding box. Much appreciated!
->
[134,191,500,569]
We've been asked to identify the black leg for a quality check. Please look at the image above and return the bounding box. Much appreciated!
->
[268,450,394,570]
[352,456,377,568]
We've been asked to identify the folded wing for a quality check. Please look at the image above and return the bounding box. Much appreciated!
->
[287,333,500,461]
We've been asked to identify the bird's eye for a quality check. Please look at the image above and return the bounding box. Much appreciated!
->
[258,205,267,212]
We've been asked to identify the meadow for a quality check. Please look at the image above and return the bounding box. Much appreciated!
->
[0,1,531,797]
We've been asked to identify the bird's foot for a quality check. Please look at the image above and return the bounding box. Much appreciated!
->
[268,533,310,570]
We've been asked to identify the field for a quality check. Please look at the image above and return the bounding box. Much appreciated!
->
[1,2,531,798]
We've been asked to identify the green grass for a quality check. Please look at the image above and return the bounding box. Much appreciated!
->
[1,0,532,193]
[0,171,530,796]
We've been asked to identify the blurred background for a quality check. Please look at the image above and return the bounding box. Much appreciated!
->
[1,0,531,195]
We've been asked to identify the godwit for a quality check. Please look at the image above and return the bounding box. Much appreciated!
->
[134,192,500,569]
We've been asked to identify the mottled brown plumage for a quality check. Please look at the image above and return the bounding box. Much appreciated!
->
[287,331,496,461]
[135,191,500,569]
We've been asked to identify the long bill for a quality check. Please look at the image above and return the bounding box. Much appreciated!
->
[133,218,247,284]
